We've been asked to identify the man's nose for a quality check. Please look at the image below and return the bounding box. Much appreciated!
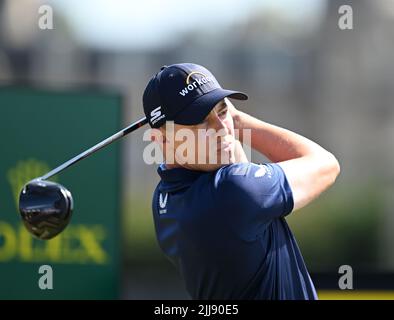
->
[211,112,229,135]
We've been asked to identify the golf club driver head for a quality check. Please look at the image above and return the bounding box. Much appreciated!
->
[19,179,73,240]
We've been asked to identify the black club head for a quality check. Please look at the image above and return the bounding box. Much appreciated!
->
[19,180,73,240]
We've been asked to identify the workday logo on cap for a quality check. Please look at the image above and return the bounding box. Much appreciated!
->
[179,71,213,97]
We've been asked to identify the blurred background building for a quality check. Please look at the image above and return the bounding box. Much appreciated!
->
[1,0,393,299]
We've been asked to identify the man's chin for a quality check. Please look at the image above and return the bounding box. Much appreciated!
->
[185,159,236,172]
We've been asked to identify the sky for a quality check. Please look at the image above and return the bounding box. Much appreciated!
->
[47,0,326,50]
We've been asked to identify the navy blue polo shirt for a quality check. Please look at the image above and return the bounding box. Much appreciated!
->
[152,162,317,300]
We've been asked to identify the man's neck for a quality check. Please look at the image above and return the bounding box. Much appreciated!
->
[163,162,182,170]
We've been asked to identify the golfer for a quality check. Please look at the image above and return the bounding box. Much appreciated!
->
[143,63,340,300]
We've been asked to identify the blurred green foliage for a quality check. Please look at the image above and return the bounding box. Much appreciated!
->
[287,182,383,272]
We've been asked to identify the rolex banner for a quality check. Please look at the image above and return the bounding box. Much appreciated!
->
[0,86,121,299]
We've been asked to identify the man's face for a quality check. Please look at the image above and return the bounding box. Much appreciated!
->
[159,98,237,171]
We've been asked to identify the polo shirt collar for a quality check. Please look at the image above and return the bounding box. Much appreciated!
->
[157,163,205,183]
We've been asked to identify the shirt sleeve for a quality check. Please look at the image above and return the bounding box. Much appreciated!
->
[213,162,294,240]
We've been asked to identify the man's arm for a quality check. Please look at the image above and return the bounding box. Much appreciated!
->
[231,106,340,212]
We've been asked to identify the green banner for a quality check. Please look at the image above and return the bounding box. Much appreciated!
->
[0,86,121,299]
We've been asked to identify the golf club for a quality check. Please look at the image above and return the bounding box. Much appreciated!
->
[19,116,148,240]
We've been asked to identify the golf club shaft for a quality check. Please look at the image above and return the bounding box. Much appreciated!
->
[39,116,148,181]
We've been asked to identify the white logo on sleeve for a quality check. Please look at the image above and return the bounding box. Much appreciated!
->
[150,106,165,125]
[159,192,168,214]
[254,166,267,178]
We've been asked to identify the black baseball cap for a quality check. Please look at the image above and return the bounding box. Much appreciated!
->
[143,63,248,128]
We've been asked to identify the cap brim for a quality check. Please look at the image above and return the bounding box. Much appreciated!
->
[173,88,248,125]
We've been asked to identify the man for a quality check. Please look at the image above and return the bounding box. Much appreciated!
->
[142,63,340,300]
